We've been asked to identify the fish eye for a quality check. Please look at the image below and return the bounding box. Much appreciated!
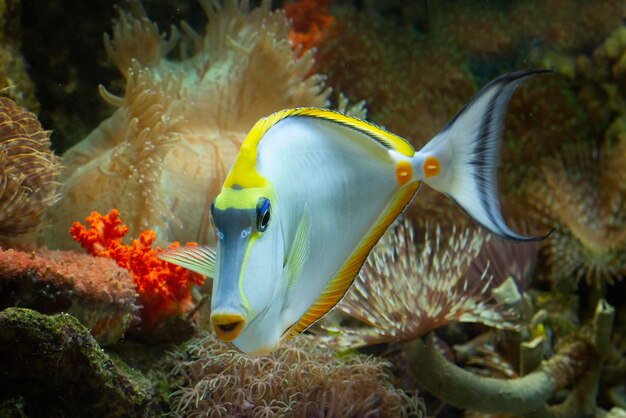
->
[256,197,271,232]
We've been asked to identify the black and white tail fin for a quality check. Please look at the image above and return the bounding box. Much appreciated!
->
[416,69,551,241]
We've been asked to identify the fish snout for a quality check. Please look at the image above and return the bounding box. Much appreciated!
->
[211,313,246,342]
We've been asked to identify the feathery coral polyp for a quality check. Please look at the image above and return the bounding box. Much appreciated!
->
[0,97,62,235]
[70,209,204,329]
[332,218,520,348]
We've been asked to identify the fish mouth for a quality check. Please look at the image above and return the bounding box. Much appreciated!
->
[211,313,246,342]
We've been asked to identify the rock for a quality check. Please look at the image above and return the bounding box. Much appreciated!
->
[0,308,159,417]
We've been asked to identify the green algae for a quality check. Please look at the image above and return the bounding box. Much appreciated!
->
[0,308,160,417]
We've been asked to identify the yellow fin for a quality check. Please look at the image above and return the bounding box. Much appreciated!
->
[284,182,420,338]
[225,108,415,190]
[288,108,415,157]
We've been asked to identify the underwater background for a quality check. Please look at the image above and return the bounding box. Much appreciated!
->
[0,0,625,417]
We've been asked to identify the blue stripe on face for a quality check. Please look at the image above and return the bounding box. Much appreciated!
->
[211,207,255,314]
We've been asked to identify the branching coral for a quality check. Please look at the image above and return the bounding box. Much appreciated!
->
[166,332,425,418]
[330,218,520,349]
[70,209,204,330]
[283,0,333,56]
[0,248,136,345]
[0,97,61,235]
[45,0,331,249]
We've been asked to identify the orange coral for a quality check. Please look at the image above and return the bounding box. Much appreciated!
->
[284,0,333,56]
[70,209,204,329]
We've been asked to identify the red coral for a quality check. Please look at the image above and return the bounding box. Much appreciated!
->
[284,0,333,56]
[70,209,204,329]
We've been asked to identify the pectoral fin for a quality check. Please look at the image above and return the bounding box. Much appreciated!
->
[285,207,311,288]
[157,245,217,277]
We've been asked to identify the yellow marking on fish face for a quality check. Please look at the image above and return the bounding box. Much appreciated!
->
[224,111,293,189]
[214,187,267,211]
[423,156,440,178]
[237,231,259,317]
[224,141,268,189]
[395,161,413,186]
[214,178,277,212]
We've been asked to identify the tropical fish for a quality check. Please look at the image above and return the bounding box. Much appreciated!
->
[159,69,548,355]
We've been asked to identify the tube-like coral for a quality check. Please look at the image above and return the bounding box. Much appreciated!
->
[404,300,615,417]
[0,97,62,235]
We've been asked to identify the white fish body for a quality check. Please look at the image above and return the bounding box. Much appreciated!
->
[159,70,548,354]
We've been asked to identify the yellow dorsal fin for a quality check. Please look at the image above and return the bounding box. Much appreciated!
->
[288,108,415,157]
[226,109,415,189]
[284,181,420,338]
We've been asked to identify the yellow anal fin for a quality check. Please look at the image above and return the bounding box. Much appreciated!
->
[284,182,420,338]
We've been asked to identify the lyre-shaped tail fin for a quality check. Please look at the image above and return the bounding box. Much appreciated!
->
[419,69,552,241]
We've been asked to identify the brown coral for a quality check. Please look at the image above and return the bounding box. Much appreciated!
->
[0,97,61,235]
[0,248,137,345]
[44,0,330,249]
[166,332,424,418]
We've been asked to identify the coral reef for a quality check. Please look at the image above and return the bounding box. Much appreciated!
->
[0,307,159,417]
[0,0,622,417]
[44,0,331,249]
[70,209,204,331]
[166,331,424,418]
[0,97,62,235]
[0,247,136,345]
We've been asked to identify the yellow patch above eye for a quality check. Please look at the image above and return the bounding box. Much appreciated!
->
[423,156,440,178]
[395,161,413,186]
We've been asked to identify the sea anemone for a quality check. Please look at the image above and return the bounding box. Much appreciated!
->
[45,0,331,249]
[166,332,424,418]
[0,97,61,235]
[330,218,521,349]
